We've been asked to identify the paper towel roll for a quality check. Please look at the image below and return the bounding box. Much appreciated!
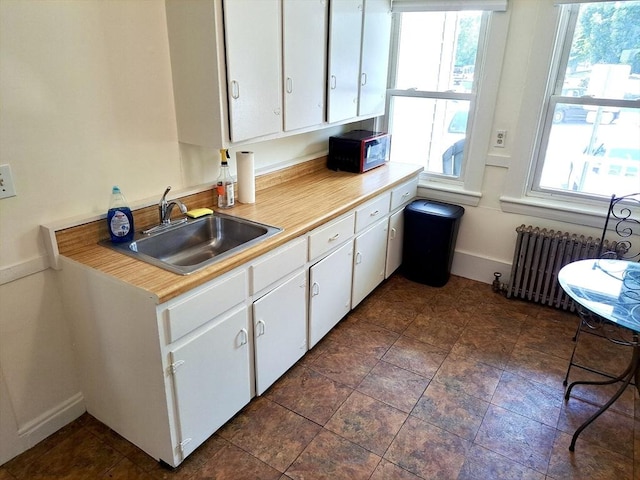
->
[236,151,256,204]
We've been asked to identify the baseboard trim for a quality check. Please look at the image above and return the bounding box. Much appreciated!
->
[17,392,85,451]
[451,250,511,286]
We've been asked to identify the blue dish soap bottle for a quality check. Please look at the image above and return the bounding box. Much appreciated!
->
[107,186,135,243]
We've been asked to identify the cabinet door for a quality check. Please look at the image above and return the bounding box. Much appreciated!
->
[352,218,388,307]
[385,209,404,279]
[327,0,363,123]
[224,0,282,141]
[169,306,251,460]
[253,271,307,395]
[309,240,354,347]
[358,0,392,117]
[283,0,327,131]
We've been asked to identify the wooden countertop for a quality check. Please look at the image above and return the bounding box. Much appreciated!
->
[56,161,422,304]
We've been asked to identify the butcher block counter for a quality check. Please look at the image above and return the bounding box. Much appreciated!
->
[49,159,423,304]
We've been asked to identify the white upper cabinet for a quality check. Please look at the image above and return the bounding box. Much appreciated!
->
[358,0,392,117]
[327,0,363,123]
[282,0,328,131]
[224,0,283,142]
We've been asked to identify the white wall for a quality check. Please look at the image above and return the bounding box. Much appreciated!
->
[0,0,604,465]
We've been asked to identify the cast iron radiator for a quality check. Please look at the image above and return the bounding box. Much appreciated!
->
[506,225,615,311]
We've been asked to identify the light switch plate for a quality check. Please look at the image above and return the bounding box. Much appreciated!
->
[0,164,17,199]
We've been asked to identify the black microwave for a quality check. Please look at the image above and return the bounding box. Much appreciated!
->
[327,130,391,173]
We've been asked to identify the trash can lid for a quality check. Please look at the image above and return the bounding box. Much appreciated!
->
[406,199,465,219]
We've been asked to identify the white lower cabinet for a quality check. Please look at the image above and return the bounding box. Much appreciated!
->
[309,240,354,348]
[385,209,404,278]
[169,305,252,460]
[352,218,388,307]
[253,270,307,395]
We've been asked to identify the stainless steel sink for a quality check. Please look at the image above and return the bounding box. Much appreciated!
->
[100,212,282,275]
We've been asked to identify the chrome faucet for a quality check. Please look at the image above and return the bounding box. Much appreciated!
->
[143,186,188,235]
[159,186,187,224]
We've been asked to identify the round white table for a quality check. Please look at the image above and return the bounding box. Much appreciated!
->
[558,259,640,451]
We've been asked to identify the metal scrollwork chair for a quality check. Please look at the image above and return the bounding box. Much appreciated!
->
[562,192,640,449]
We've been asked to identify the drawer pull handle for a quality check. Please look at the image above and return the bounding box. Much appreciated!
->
[355,252,362,264]
[311,282,320,296]
[390,227,397,239]
[329,233,340,241]
[239,328,248,346]
[402,191,410,198]
[256,319,266,337]
[370,210,379,217]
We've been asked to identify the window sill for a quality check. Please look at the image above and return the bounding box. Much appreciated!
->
[500,194,608,229]
[418,175,482,207]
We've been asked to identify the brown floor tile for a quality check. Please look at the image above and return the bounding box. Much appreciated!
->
[564,368,635,417]
[506,345,569,392]
[557,396,634,459]
[356,360,429,413]
[325,391,407,456]
[457,444,544,480]
[432,352,503,401]
[309,343,379,388]
[492,371,562,428]
[547,431,634,479]
[2,415,87,478]
[369,459,423,480]
[192,444,281,480]
[351,298,419,333]
[219,396,320,472]
[411,381,489,440]
[403,308,466,350]
[324,320,399,359]
[265,365,353,425]
[382,335,448,379]
[0,468,17,480]
[573,331,632,378]
[450,324,518,369]
[285,429,380,480]
[102,457,154,479]
[517,315,577,360]
[8,427,122,479]
[475,405,556,473]
[384,415,470,479]
[147,436,230,480]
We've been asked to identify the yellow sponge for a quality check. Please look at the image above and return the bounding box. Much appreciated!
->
[186,208,214,218]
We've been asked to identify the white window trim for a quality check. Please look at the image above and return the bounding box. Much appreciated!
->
[384,9,510,207]
[499,3,634,229]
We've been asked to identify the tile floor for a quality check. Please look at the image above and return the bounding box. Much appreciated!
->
[1,273,638,479]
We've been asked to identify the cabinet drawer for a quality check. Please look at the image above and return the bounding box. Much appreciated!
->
[390,177,418,211]
[165,269,247,343]
[251,237,307,294]
[355,192,390,232]
[308,213,355,261]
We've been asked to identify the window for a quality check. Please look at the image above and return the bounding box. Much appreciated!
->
[532,1,640,199]
[386,11,485,179]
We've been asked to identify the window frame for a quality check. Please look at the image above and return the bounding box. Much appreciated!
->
[383,9,509,207]
[532,4,639,200]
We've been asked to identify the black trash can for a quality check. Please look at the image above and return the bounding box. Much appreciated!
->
[402,199,464,287]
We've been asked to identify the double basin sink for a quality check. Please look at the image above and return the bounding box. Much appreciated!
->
[101,212,282,275]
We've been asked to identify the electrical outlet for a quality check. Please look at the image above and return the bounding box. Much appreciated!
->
[0,164,17,199]
[493,129,507,148]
